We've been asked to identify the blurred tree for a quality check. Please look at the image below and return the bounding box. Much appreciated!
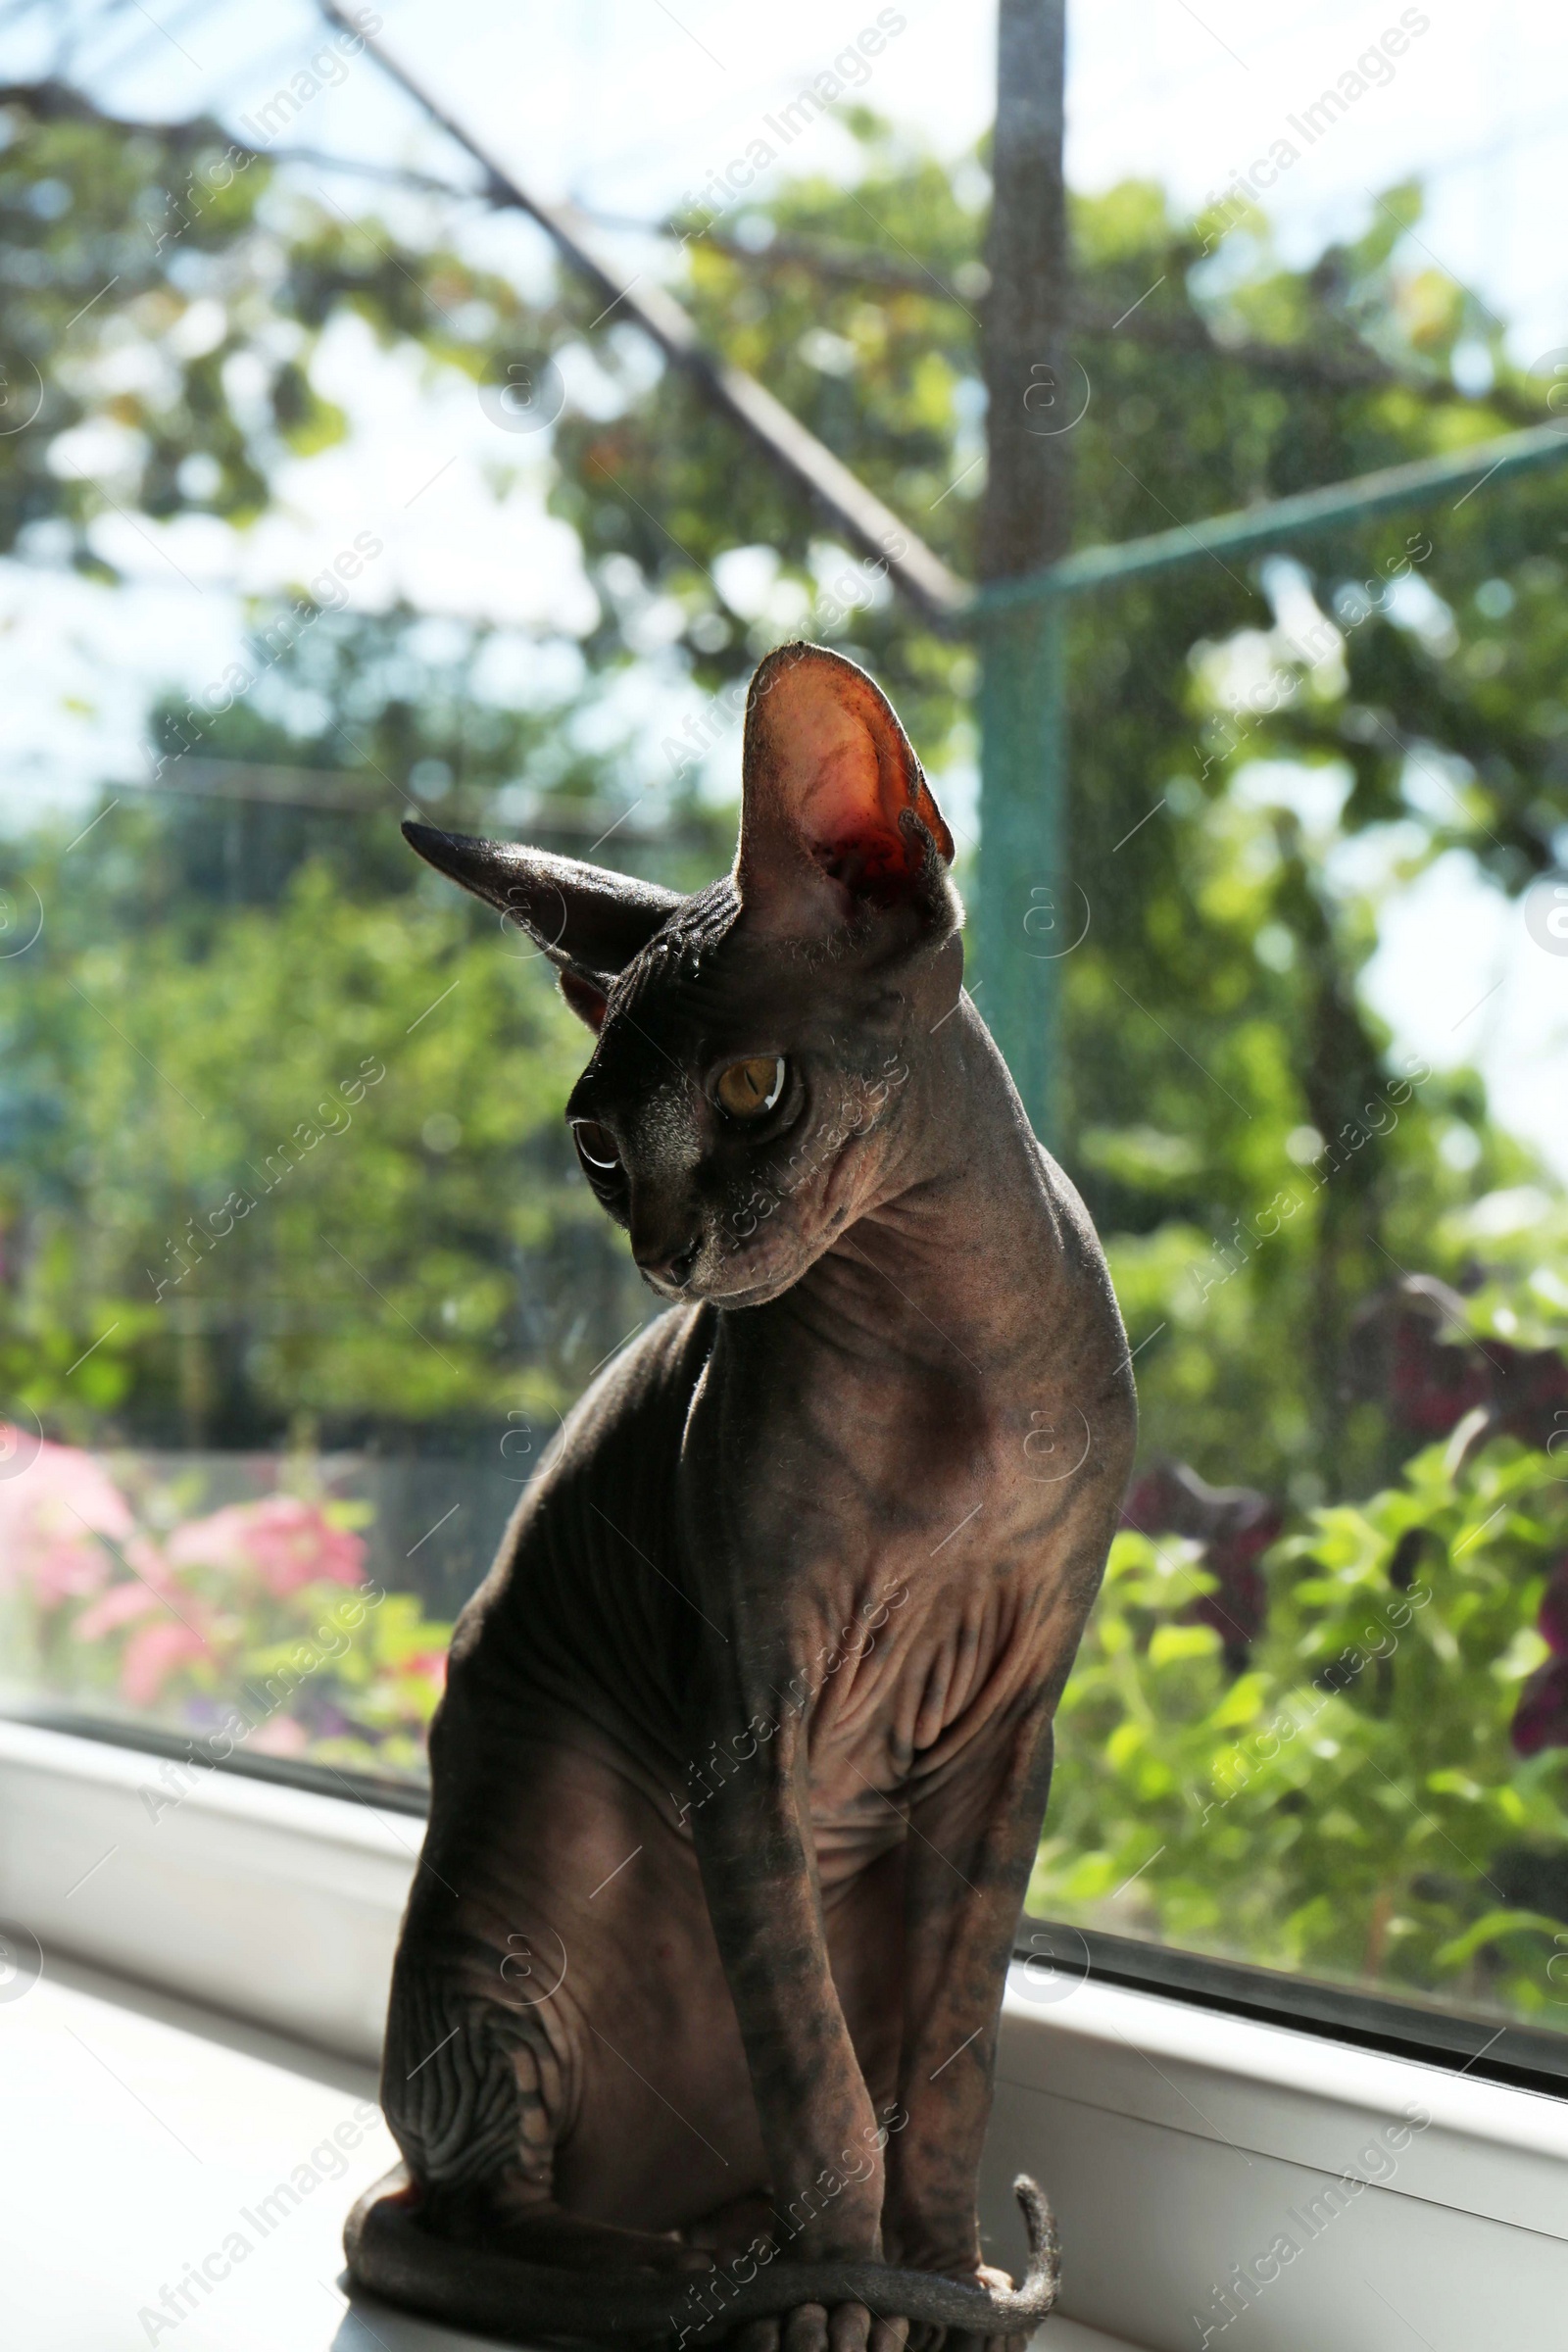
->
[0,809,640,1448]
[0,79,1563,1505]
[0,598,743,1452]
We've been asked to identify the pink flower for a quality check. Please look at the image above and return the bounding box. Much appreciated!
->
[248,1716,310,1757]
[120,1619,213,1708]
[0,1436,134,1606]
[404,1649,448,1695]
[74,1582,160,1642]
[166,1495,366,1597]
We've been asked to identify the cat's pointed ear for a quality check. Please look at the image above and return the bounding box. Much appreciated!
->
[403,822,681,1031]
[735,643,956,937]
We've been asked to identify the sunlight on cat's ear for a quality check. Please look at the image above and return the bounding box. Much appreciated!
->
[735,642,955,937]
[559,969,611,1032]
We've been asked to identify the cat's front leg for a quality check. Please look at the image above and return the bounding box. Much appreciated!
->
[881,1700,1055,2352]
[688,1701,906,2352]
[688,1700,884,2251]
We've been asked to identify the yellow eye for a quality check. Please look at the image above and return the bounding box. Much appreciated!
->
[715,1054,786,1121]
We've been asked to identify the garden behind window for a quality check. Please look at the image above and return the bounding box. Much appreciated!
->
[3,0,1568,2075]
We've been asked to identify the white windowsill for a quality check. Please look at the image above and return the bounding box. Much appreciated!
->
[1,1958,1142,2352]
[3,1720,1566,2349]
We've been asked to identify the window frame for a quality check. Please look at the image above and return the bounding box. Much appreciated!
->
[10,1701,1566,2101]
[5,1712,1567,2352]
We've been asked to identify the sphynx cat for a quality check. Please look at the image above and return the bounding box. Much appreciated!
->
[346,642,1136,2348]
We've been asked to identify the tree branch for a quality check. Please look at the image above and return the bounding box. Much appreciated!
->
[312,0,968,622]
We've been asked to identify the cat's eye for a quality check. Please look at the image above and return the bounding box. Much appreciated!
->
[714,1055,787,1122]
[571,1119,621,1173]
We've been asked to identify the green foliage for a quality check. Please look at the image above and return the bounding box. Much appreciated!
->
[0,82,576,576]
[1,90,306,556]
[552,121,986,754]
[1037,1436,1568,2022]
[542,136,1568,1497]
[0,813,644,1445]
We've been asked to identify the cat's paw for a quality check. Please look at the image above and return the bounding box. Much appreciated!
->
[738,2295,906,2352]
[731,2300,906,2352]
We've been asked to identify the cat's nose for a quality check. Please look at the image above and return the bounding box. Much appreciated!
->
[639,1238,701,1291]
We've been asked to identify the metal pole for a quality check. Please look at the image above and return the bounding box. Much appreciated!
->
[976,601,1067,1131]
[976,0,1072,1142]
[969,419,1568,614]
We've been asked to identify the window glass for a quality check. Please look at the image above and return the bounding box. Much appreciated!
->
[1020,514,1568,2041]
[2,4,1567,2054]
[0,771,697,1782]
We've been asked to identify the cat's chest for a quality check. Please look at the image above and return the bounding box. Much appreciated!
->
[715,1334,1078,1746]
[785,1537,1049,1824]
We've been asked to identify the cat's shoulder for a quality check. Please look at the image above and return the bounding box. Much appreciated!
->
[553,1300,716,1468]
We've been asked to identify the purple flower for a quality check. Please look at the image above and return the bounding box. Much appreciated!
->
[1539,1556,1568,1659]
[1511,1655,1568,1757]
[1122,1457,1281,1657]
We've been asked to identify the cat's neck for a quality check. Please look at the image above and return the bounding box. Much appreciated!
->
[783,995,1076,1380]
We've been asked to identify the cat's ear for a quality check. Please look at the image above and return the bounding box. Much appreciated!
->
[735,643,955,937]
[403,822,681,1031]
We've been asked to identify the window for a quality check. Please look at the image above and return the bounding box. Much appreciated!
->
[3,0,1567,2091]
[0,760,700,1787]
[1014,512,1568,2065]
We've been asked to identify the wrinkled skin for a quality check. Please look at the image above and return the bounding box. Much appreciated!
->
[346,645,1136,2351]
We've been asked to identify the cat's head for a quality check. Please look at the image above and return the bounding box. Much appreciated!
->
[405,642,961,1306]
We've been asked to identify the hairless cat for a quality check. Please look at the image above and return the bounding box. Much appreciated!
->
[345,642,1137,2348]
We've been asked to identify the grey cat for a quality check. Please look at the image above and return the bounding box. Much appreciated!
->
[346,642,1135,2349]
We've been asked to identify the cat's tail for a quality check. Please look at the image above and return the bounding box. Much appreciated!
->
[345,2169,1061,2346]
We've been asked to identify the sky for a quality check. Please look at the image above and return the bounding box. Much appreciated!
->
[51,0,1565,357]
[4,0,1568,1172]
